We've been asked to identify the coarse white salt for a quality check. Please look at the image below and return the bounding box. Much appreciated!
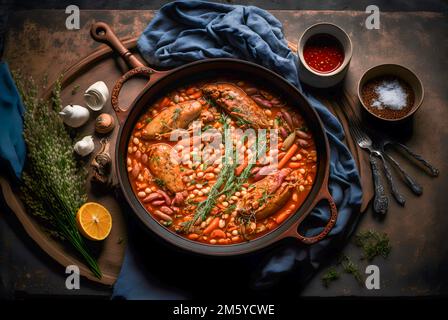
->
[371,79,408,110]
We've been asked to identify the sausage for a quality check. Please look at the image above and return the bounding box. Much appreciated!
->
[147,144,185,193]
[142,100,202,139]
[202,83,271,129]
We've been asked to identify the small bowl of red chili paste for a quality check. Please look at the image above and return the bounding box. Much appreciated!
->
[298,23,352,88]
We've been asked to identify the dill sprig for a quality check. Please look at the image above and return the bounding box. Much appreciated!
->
[354,230,391,261]
[15,72,101,278]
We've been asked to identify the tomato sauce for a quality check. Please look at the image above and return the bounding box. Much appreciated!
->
[303,34,344,73]
[126,78,317,245]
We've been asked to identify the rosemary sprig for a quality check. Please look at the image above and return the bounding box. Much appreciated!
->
[172,107,182,122]
[257,188,274,206]
[15,73,101,278]
[182,114,235,231]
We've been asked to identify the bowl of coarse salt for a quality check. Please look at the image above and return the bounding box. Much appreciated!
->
[358,64,424,122]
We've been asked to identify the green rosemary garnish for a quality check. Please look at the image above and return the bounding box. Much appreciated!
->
[274,116,285,129]
[15,73,101,278]
[154,178,165,188]
[182,114,235,231]
[258,188,274,206]
[145,117,153,124]
[224,204,237,215]
[354,230,391,261]
[205,97,218,108]
[172,108,182,122]
[218,113,227,124]
[202,124,213,132]
[151,156,160,163]
[235,117,252,127]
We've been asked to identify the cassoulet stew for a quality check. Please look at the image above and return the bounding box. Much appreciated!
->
[127,79,317,245]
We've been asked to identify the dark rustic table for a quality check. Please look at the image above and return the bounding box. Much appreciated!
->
[1,7,447,298]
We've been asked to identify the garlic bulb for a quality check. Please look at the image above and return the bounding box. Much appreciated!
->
[74,135,95,157]
[84,81,109,111]
[59,104,90,128]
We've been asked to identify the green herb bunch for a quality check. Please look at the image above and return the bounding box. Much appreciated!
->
[15,73,101,278]
[320,230,391,288]
[354,230,391,261]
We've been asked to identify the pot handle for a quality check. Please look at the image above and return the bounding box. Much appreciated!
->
[90,21,156,124]
[286,188,338,245]
[110,67,154,124]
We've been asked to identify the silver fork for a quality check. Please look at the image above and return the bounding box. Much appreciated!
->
[347,115,406,214]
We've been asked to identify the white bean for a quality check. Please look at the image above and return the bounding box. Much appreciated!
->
[138,191,146,198]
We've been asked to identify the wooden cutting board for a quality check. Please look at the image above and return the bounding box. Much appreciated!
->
[0,38,143,286]
[0,37,372,286]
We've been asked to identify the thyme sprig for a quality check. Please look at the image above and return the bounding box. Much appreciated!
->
[340,255,363,284]
[354,230,391,261]
[321,267,340,288]
[15,73,101,278]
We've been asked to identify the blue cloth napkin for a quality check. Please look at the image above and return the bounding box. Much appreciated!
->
[114,0,362,299]
[0,62,26,179]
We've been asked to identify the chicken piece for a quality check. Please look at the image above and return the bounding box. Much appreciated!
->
[236,168,294,220]
[202,83,271,129]
[147,143,186,205]
[142,100,202,140]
